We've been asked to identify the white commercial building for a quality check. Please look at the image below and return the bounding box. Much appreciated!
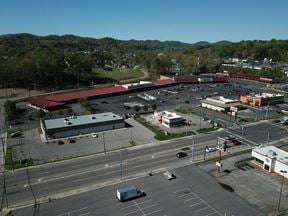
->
[122,81,153,90]
[41,112,125,140]
[252,146,288,179]
[154,111,184,128]
[201,96,241,112]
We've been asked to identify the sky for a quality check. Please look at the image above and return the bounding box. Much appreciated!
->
[0,0,287,43]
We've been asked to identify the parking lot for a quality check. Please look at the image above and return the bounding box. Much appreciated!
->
[15,164,264,216]
[8,79,287,164]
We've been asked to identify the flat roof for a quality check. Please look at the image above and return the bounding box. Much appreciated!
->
[44,112,123,130]
[253,146,288,165]
[157,111,182,119]
[117,185,138,193]
[201,97,241,108]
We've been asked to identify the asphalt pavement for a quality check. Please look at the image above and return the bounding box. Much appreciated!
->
[14,164,264,216]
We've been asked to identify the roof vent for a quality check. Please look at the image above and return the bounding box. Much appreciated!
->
[92,116,96,119]
[267,150,277,157]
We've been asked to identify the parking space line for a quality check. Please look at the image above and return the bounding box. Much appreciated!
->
[145,209,163,216]
[123,209,140,216]
[184,197,198,202]
[205,212,218,216]
[78,213,91,216]
[189,201,203,207]
[137,199,152,205]
[178,192,191,197]
[134,200,145,215]
[142,204,157,210]
[120,204,136,211]
[174,188,190,194]
[195,206,210,212]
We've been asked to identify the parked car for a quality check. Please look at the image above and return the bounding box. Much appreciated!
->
[163,170,176,180]
[92,133,99,138]
[205,146,216,153]
[57,140,64,145]
[10,131,22,138]
[176,152,188,158]
[68,138,76,143]
[231,139,241,146]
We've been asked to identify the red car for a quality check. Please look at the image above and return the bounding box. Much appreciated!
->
[57,140,64,145]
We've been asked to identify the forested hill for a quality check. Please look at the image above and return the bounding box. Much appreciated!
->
[0,33,197,53]
[0,33,288,90]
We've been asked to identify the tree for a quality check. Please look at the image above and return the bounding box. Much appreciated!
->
[133,105,141,113]
[151,104,157,111]
[66,53,93,89]
[79,98,91,111]
[64,108,73,116]
[36,109,45,119]
[4,100,17,122]
[143,105,149,112]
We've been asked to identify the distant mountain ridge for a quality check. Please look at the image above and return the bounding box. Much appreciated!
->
[0,33,232,52]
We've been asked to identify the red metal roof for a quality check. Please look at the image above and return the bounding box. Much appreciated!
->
[27,97,65,109]
[45,86,128,102]
[26,86,128,109]
[152,79,176,86]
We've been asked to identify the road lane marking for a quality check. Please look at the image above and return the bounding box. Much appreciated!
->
[56,207,88,216]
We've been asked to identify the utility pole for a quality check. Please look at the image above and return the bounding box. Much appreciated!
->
[191,139,195,162]
[267,132,270,145]
[265,106,269,120]
[120,145,123,180]
[102,132,106,154]
[277,170,287,212]
[0,137,8,209]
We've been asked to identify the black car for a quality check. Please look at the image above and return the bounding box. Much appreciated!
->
[176,152,188,158]
[68,139,76,143]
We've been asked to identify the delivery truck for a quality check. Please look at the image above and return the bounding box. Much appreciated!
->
[116,185,145,202]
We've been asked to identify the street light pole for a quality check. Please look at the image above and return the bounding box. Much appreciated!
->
[0,137,8,209]
[266,132,270,145]
[277,170,287,212]
[102,132,106,154]
[265,106,269,120]
[120,145,123,180]
[191,139,195,162]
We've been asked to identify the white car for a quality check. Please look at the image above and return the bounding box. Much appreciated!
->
[205,146,216,153]
[92,133,99,138]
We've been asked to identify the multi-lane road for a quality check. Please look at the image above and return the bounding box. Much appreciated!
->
[1,121,287,211]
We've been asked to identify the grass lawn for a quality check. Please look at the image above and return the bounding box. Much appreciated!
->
[135,117,196,141]
[92,68,144,81]
[5,146,34,170]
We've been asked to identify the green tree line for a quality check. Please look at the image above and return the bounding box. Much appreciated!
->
[1,34,288,90]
